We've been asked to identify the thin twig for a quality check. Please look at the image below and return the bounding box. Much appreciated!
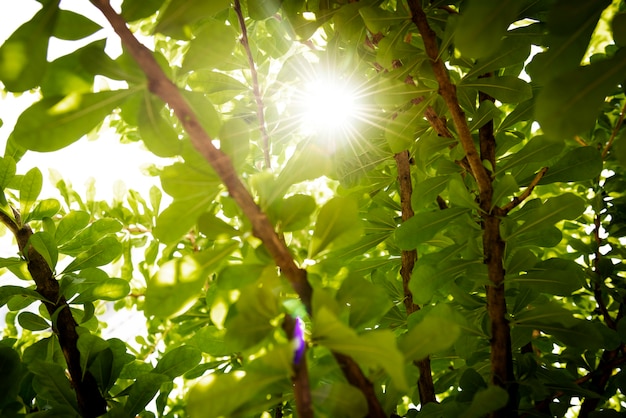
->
[233,0,272,169]
[602,99,626,159]
[501,167,549,214]
[406,0,491,202]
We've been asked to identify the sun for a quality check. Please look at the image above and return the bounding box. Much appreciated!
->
[298,76,362,140]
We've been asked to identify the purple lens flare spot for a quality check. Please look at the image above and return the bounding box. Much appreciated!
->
[293,316,305,365]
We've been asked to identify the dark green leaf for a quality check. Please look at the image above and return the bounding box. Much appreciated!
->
[336,276,394,329]
[498,135,564,172]
[508,258,586,295]
[0,347,22,407]
[613,13,626,47]
[535,49,626,140]
[507,193,585,239]
[76,330,109,379]
[0,285,47,307]
[538,146,603,184]
[454,0,522,59]
[461,386,509,418]
[459,76,532,103]
[312,382,368,418]
[124,373,169,417]
[29,360,80,413]
[13,90,133,152]
[18,312,50,331]
[465,37,532,79]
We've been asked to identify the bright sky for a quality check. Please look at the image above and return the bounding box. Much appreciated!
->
[0,0,163,206]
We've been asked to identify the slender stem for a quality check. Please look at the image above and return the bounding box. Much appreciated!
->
[501,167,549,214]
[602,99,626,159]
[406,0,491,201]
[233,0,272,169]
[394,150,437,405]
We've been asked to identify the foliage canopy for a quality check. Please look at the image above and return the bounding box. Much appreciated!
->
[1,0,626,417]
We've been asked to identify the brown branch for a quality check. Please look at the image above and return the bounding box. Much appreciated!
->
[394,151,437,405]
[603,99,626,159]
[14,221,107,417]
[501,167,549,214]
[90,2,387,415]
[233,0,272,169]
[406,0,492,202]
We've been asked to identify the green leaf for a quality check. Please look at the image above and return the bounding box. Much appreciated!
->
[154,346,202,378]
[20,167,43,218]
[312,382,368,418]
[459,76,532,103]
[454,0,522,59]
[155,0,232,39]
[219,118,250,169]
[52,10,101,40]
[62,236,123,273]
[0,0,58,91]
[492,174,518,208]
[76,330,109,379]
[18,311,50,331]
[0,285,47,307]
[122,0,165,21]
[465,37,532,79]
[313,308,408,391]
[0,347,22,407]
[538,146,603,184]
[29,360,80,414]
[508,258,586,295]
[468,100,500,131]
[27,198,61,222]
[336,276,394,329]
[395,207,470,250]
[29,231,58,270]
[498,135,564,172]
[411,175,451,210]
[269,194,316,232]
[145,243,235,319]
[385,105,424,153]
[526,0,611,84]
[399,306,461,362]
[0,156,16,189]
[247,0,282,20]
[181,21,238,72]
[309,197,363,258]
[137,94,181,157]
[55,211,91,246]
[188,326,229,356]
[181,90,222,139]
[507,193,586,239]
[535,49,626,140]
[72,278,131,303]
[124,373,169,417]
[187,371,255,417]
[461,386,509,418]
[13,90,133,152]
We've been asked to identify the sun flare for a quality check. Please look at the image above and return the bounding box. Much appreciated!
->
[301,78,359,134]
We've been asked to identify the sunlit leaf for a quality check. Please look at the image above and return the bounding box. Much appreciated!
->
[0,0,58,91]
[63,236,123,273]
[13,90,133,152]
[507,193,585,239]
[155,0,231,39]
[20,167,42,218]
[138,94,181,157]
[122,0,165,21]
[399,305,461,362]
[154,346,202,378]
[28,231,58,270]
[309,197,363,258]
[395,207,470,250]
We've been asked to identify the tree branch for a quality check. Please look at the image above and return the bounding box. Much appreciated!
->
[501,167,549,214]
[13,218,106,417]
[394,150,437,405]
[233,0,272,169]
[90,2,387,415]
[406,0,492,202]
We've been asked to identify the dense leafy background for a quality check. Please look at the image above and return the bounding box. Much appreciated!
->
[0,0,626,417]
